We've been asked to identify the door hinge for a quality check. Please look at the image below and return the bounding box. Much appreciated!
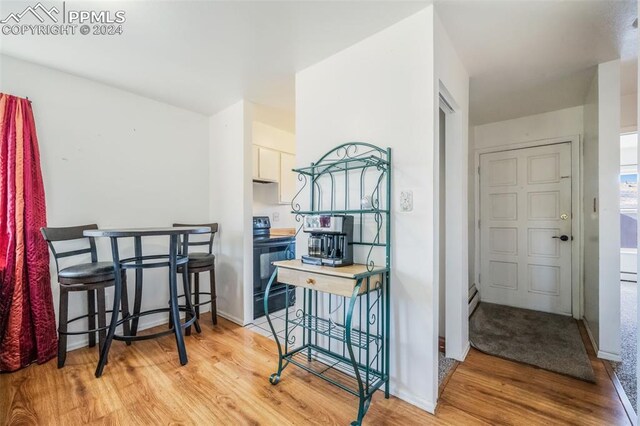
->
[478,166,480,175]
[478,274,481,284]
[478,219,481,228]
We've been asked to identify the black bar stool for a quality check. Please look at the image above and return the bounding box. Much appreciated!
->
[41,224,131,368]
[172,222,218,334]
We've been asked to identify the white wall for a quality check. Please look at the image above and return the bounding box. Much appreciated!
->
[296,6,438,412]
[252,183,298,229]
[253,121,295,153]
[596,60,621,360]
[583,72,600,346]
[621,92,637,132]
[474,105,584,150]
[434,8,470,365]
[470,106,584,293]
[0,55,210,349]
[209,101,253,325]
[253,104,295,134]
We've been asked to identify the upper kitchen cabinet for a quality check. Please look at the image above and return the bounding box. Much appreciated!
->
[257,147,280,182]
[252,145,260,180]
[252,121,296,203]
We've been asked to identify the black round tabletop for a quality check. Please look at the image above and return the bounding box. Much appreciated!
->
[83,226,211,238]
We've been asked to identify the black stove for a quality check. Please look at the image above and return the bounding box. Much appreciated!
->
[252,216,296,319]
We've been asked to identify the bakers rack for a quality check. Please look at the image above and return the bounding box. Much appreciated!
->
[263,142,391,425]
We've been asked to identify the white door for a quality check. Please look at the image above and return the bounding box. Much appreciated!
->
[479,143,572,315]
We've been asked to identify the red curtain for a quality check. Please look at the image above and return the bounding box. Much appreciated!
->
[0,93,57,371]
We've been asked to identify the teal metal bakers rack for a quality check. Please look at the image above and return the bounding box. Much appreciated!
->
[264,143,391,425]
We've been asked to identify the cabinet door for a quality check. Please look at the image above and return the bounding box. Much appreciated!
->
[252,145,260,179]
[279,152,296,204]
[258,147,280,182]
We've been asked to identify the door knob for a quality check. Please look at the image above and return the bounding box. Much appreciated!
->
[552,235,569,241]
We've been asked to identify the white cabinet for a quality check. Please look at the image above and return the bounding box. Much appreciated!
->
[257,147,280,182]
[279,152,296,204]
[252,145,260,179]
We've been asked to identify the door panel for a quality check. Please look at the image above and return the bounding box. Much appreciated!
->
[480,143,572,315]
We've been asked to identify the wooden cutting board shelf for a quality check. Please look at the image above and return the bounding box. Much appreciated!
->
[263,143,391,426]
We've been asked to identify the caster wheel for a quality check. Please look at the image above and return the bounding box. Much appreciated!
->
[350,422,360,426]
[269,373,280,385]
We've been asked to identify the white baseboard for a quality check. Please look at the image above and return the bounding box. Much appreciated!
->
[582,318,622,361]
[582,318,599,355]
[390,385,436,414]
[217,310,244,326]
[460,341,470,361]
[597,350,622,362]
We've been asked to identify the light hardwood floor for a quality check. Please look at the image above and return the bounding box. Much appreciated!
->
[0,314,631,425]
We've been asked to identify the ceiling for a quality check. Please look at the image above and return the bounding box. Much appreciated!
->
[0,1,427,118]
[436,0,638,125]
[0,1,636,127]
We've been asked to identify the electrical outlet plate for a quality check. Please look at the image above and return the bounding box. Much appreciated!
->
[273,212,280,222]
[400,190,413,212]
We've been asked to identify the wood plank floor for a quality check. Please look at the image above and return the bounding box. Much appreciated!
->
[0,314,630,425]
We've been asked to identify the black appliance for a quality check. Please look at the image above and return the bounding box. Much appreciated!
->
[253,216,296,319]
[301,214,354,267]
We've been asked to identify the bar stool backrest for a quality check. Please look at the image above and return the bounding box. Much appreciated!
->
[41,224,99,274]
[173,223,218,255]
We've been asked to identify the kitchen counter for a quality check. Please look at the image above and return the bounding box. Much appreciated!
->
[269,228,296,236]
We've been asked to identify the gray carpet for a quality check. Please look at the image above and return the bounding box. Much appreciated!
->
[610,281,637,412]
[470,302,596,382]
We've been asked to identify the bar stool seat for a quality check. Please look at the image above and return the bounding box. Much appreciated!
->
[182,253,215,269]
[58,262,116,283]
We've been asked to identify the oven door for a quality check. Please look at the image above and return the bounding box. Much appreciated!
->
[253,239,295,294]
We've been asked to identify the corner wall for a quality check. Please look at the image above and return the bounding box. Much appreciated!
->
[296,6,438,411]
[584,60,622,360]
[595,60,621,360]
[434,8,470,364]
[582,71,600,344]
[209,101,254,325]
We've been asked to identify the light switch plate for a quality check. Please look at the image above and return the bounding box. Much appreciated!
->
[400,190,413,212]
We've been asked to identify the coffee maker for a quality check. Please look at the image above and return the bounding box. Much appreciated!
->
[302,215,354,267]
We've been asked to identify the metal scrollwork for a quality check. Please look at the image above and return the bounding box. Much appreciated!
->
[287,334,296,345]
[317,143,384,166]
[290,173,308,213]
[365,212,383,271]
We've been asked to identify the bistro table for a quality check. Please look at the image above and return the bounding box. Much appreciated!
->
[84,226,211,377]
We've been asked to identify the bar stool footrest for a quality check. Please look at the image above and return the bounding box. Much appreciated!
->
[61,309,129,335]
[112,307,198,342]
[119,254,189,270]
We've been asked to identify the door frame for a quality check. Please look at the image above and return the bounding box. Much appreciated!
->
[473,135,582,319]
